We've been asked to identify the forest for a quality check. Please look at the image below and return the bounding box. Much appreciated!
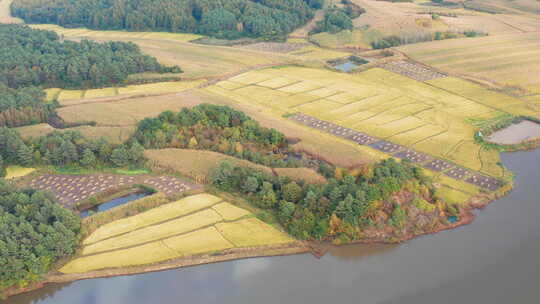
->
[11,0,324,39]
[212,159,443,242]
[135,104,314,168]
[0,127,146,177]
[0,180,81,293]
[0,24,180,127]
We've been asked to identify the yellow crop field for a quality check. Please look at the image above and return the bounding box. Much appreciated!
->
[5,166,36,180]
[62,193,295,274]
[84,193,223,244]
[205,66,523,181]
[399,32,540,94]
[216,218,293,247]
[58,90,84,101]
[436,186,473,206]
[84,87,118,99]
[117,80,204,95]
[61,239,179,274]
[212,202,251,221]
[83,209,223,255]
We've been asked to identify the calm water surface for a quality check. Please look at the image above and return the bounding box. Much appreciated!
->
[6,150,539,304]
[80,193,149,218]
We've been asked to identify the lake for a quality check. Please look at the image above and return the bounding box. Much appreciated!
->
[5,149,540,304]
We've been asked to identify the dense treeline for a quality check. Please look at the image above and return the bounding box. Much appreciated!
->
[0,24,180,127]
[0,84,56,128]
[311,1,364,34]
[0,25,179,89]
[212,159,450,242]
[0,180,81,292]
[12,0,323,39]
[135,104,314,168]
[0,127,145,176]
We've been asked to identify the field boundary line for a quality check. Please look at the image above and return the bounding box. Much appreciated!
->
[409,129,448,147]
[84,201,224,246]
[82,221,223,257]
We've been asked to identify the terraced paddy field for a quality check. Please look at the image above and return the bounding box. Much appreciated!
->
[26,174,199,208]
[46,80,205,104]
[60,193,295,274]
[398,32,540,94]
[204,66,531,201]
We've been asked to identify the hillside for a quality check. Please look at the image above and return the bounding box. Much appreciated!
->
[11,0,323,39]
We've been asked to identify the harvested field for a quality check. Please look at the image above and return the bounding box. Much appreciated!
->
[26,174,198,208]
[145,149,273,183]
[310,29,383,49]
[274,168,327,184]
[399,32,540,94]
[239,42,306,53]
[60,194,294,274]
[15,123,56,139]
[5,166,36,180]
[57,94,196,126]
[381,61,446,82]
[30,25,293,79]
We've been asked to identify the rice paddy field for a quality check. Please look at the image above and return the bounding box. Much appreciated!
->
[60,193,294,274]
[47,80,204,104]
[398,32,540,94]
[204,66,527,189]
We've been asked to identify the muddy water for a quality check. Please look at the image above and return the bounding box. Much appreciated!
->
[5,149,540,304]
[487,120,540,144]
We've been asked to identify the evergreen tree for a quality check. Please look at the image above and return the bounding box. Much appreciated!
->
[110,146,130,167]
[17,144,33,166]
[80,148,97,168]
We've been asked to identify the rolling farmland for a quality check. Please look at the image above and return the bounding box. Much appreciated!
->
[399,32,540,94]
[61,194,294,274]
[203,66,530,198]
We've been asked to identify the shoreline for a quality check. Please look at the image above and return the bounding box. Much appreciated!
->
[3,192,495,299]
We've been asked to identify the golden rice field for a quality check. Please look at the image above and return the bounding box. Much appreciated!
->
[399,32,540,94]
[47,80,204,104]
[204,66,530,180]
[4,166,36,180]
[61,193,293,274]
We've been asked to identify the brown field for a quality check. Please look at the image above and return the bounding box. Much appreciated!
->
[15,123,56,139]
[16,124,134,144]
[145,149,274,182]
[0,0,22,23]
[399,32,540,94]
[274,167,327,184]
[27,174,198,208]
[57,94,198,126]
[350,0,540,38]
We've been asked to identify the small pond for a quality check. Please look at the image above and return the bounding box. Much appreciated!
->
[80,193,150,218]
[333,61,358,72]
[487,120,540,145]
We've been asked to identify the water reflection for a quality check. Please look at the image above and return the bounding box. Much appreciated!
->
[5,149,540,304]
